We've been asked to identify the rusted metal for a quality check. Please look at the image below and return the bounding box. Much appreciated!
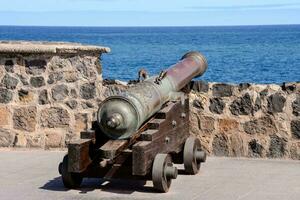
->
[97,51,207,139]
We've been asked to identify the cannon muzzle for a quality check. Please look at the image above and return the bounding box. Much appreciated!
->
[97,51,207,139]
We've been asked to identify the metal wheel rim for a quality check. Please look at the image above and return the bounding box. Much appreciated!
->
[184,136,201,174]
[152,154,172,192]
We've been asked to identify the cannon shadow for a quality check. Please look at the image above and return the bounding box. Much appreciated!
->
[40,176,157,194]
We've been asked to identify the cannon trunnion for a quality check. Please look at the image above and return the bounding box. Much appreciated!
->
[58,52,207,193]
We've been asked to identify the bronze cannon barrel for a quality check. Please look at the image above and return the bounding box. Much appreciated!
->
[97,51,208,139]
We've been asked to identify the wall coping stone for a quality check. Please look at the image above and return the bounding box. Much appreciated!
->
[0,41,110,54]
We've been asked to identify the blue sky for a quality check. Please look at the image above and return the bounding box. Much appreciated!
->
[0,0,300,26]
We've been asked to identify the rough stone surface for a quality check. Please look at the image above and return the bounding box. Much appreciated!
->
[218,118,239,133]
[212,134,229,156]
[230,134,244,156]
[230,93,253,115]
[65,100,78,109]
[209,98,225,114]
[212,83,233,97]
[51,84,69,101]
[13,107,37,132]
[267,93,286,113]
[30,76,45,88]
[190,80,209,93]
[0,88,13,103]
[292,96,300,116]
[40,107,70,128]
[45,130,64,148]
[25,59,47,75]
[291,120,300,139]
[243,116,277,135]
[0,128,16,147]
[47,72,63,84]
[248,139,263,157]
[267,135,287,158]
[1,74,18,89]
[0,106,10,126]
[38,89,49,105]
[75,113,88,133]
[4,60,14,73]
[80,83,96,100]
[18,89,34,103]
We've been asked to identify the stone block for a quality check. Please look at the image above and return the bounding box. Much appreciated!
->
[38,89,49,105]
[243,116,277,135]
[80,83,96,100]
[1,74,18,89]
[13,107,37,132]
[47,72,63,84]
[267,135,287,158]
[198,115,215,133]
[230,134,244,157]
[267,93,286,113]
[65,100,78,109]
[238,83,251,91]
[40,107,70,128]
[64,71,78,83]
[0,106,10,126]
[30,76,45,88]
[0,88,13,103]
[212,83,233,97]
[218,118,239,133]
[209,98,225,114]
[0,128,16,147]
[230,93,254,115]
[26,133,45,148]
[4,60,14,73]
[51,84,69,101]
[292,96,300,116]
[25,59,47,75]
[291,120,300,139]
[45,130,65,148]
[290,142,300,160]
[248,139,264,157]
[212,134,229,156]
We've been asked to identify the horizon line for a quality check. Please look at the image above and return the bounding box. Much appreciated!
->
[1,24,300,28]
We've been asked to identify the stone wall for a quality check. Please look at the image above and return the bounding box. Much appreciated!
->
[0,41,110,149]
[189,81,300,159]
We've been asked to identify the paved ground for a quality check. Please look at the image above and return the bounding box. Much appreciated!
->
[0,150,299,200]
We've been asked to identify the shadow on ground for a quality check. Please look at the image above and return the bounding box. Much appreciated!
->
[40,176,157,194]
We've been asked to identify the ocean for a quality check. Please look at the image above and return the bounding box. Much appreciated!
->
[0,25,299,84]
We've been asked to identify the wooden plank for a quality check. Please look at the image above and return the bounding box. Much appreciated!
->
[132,98,190,176]
[68,139,92,173]
[80,129,96,143]
[100,140,128,159]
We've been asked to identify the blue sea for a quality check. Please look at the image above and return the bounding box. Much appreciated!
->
[0,25,299,83]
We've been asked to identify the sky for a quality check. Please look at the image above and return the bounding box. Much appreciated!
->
[0,0,300,26]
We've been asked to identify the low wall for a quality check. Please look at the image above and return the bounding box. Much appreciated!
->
[0,41,109,148]
[0,41,299,160]
[189,81,300,159]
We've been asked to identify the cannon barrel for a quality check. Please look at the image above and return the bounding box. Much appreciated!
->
[97,51,207,139]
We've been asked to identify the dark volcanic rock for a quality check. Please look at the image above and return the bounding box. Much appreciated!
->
[30,76,45,88]
[18,75,29,85]
[267,93,286,113]
[38,89,49,105]
[259,89,268,99]
[281,82,296,94]
[209,98,225,114]
[191,81,209,93]
[243,116,277,135]
[212,134,229,156]
[4,60,14,72]
[80,83,96,100]
[267,135,287,158]
[212,83,233,97]
[47,72,63,84]
[25,59,47,75]
[230,93,253,115]
[248,139,263,157]
[291,120,300,139]
[238,83,251,91]
[254,97,262,112]
[292,96,300,116]
[0,88,13,103]
[52,84,69,101]
[18,89,29,98]
[1,74,18,89]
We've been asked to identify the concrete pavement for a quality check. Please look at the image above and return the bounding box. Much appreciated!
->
[0,150,299,200]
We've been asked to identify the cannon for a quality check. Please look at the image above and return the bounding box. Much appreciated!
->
[58,51,208,193]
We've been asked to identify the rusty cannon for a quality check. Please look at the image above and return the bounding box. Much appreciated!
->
[58,51,208,193]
